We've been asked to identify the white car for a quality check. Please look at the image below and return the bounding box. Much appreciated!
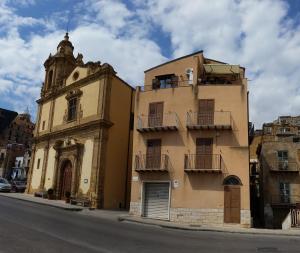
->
[0,178,12,192]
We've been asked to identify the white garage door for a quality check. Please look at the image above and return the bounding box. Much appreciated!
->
[143,182,170,220]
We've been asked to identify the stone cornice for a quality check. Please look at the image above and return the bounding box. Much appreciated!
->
[34,119,113,143]
[37,66,116,104]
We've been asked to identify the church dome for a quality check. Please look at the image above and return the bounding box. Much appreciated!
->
[56,33,74,56]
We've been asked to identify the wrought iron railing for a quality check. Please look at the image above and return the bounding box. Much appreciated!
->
[269,161,299,172]
[184,154,223,172]
[137,113,179,131]
[142,80,194,91]
[186,111,232,129]
[271,195,300,205]
[291,209,300,227]
[135,154,170,171]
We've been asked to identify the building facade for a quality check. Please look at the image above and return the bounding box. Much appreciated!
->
[0,109,34,178]
[27,34,134,209]
[259,116,300,228]
[129,51,250,227]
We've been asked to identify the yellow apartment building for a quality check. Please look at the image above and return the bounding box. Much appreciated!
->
[27,34,134,209]
[129,51,251,227]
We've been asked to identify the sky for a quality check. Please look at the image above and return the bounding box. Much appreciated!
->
[0,0,300,129]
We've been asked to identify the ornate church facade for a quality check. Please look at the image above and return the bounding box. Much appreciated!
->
[27,34,134,209]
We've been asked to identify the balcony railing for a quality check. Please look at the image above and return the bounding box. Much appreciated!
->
[137,113,179,133]
[135,154,170,172]
[276,129,294,136]
[186,111,232,130]
[291,209,300,227]
[269,161,299,173]
[271,195,300,205]
[184,154,223,173]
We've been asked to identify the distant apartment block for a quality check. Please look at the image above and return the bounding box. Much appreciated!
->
[258,116,300,228]
[129,51,250,227]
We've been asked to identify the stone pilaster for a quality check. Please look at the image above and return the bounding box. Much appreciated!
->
[39,143,50,191]
[26,145,36,194]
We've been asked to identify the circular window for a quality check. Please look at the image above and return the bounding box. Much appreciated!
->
[73,71,79,81]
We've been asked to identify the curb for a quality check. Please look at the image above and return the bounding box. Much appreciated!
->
[119,216,300,237]
[0,194,83,212]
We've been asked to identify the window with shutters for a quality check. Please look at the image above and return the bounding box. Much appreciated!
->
[146,139,161,169]
[148,102,164,127]
[152,74,178,89]
[198,99,214,125]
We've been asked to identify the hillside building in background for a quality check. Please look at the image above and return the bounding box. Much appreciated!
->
[27,34,134,209]
[0,109,34,178]
[258,116,300,228]
[129,51,251,227]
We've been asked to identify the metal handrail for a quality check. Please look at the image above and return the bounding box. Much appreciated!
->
[137,112,179,129]
[271,195,300,204]
[269,161,299,172]
[184,154,223,171]
[186,111,232,127]
[135,154,170,171]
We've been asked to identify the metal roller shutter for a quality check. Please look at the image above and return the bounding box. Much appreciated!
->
[143,182,170,220]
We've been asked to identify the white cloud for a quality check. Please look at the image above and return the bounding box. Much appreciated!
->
[140,0,300,128]
[1,0,300,129]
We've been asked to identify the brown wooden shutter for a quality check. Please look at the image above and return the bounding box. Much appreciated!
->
[146,139,161,169]
[196,138,213,170]
[148,102,164,127]
[198,99,215,125]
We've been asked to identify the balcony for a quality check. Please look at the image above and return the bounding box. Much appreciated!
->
[271,195,300,206]
[269,161,299,173]
[135,154,170,172]
[137,113,179,133]
[276,129,294,136]
[184,154,223,173]
[186,111,232,130]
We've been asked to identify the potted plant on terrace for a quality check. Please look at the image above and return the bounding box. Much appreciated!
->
[65,191,71,203]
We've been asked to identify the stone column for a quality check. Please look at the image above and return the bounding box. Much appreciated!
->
[94,128,109,209]
[89,135,100,208]
[71,154,78,198]
[52,152,60,198]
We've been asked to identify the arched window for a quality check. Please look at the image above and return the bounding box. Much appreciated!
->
[48,70,53,88]
[223,175,242,185]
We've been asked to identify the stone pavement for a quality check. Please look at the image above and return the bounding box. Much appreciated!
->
[119,215,300,237]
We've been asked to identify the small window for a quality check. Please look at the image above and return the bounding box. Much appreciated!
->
[42,121,46,130]
[264,127,272,134]
[277,150,288,161]
[37,158,41,170]
[68,97,77,121]
[152,74,178,89]
[279,182,290,203]
[48,70,53,88]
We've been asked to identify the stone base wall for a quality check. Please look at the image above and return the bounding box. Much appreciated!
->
[129,202,251,228]
[129,201,141,216]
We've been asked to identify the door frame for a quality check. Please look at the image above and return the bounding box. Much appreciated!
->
[223,175,242,224]
[140,180,171,221]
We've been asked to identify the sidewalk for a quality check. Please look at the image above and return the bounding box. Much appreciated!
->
[0,192,84,211]
[119,215,300,237]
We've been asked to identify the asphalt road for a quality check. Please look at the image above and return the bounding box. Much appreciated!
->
[0,197,300,253]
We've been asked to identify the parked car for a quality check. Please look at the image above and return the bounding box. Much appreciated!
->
[11,181,27,193]
[0,178,12,192]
